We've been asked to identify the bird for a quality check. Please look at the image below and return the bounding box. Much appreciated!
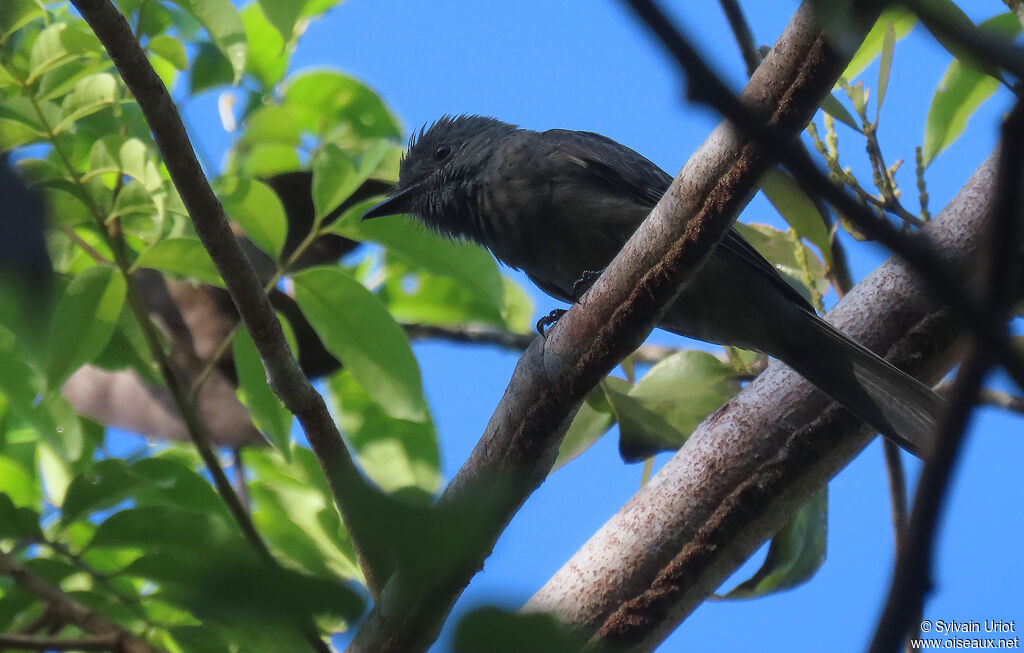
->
[363,115,943,457]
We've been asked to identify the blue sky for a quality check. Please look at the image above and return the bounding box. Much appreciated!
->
[181,1,1023,650]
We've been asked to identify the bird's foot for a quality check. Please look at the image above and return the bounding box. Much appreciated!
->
[536,309,567,337]
[572,269,604,302]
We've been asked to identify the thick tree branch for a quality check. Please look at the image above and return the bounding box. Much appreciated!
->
[526,146,998,652]
[0,549,165,653]
[346,4,881,652]
[624,0,1024,389]
[68,0,380,598]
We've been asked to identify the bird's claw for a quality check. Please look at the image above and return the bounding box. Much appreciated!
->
[536,309,567,337]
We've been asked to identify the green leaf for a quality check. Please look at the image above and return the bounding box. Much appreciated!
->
[0,327,83,459]
[876,22,895,119]
[332,198,505,312]
[0,0,44,37]
[630,351,740,434]
[169,0,247,83]
[328,368,441,494]
[922,13,1020,166]
[147,34,188,70]
[601,376,682,462]
[87,135,163,190]
[135,238,224,286]
[62,456,226,525]
[381,266,505,327]
[311,141,391,221]
[283,70,401,139]
[0,97,60,149]
[0,492,41,539]
[241,3,288,88]
[239,143,300,177]
[292,266,428,422]
[55,72,119,132]
[0,455,40,508]
[46,266,126,387]
[188,41,235,94]
[89,505,238,553]
[552,387,614,472]
[723,488,828,599]
[219,177,288,257]
[239,105,301,148]
[27,22,102,83]
[246,447,363,581]
[760,169,833,265]
[819,93,861,132]
[734,223,829,302]
[38,441,72,505]
[234,326,293,454]
[842,7,916,80]
[256,0,305,40]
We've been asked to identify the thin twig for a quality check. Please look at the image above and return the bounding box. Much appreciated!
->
[718,0,761,76]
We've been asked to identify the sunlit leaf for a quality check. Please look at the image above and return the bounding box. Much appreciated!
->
[169,0,247,83]
[27,22,102,83]
[219,176,288,257]
[283,70,401,139]
[922,13,1020,166]
[328,369,440,494]
[135,237,224,286]
[241,3,288,88]
[760,169,833,265]
[842,6,916,80]
[55,72,119,132]
[292,266,427,422]
[148,34,188,70]
[46,265,126,387]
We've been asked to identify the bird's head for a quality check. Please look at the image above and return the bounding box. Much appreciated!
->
[362,115,517,240]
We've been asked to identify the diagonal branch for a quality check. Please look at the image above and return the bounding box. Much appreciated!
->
[624,0,1024,390]
[346,3,884,652]
[528,145,998,653]
[67,0,382,598]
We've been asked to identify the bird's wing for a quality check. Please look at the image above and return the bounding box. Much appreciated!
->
[547,129,816,314]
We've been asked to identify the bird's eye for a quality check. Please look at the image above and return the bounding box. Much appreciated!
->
[432,145,452,162]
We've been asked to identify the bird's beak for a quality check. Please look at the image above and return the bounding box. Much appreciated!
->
[362,186,414,221]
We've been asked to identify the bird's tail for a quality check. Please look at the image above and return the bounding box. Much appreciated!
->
[772,314,943,457]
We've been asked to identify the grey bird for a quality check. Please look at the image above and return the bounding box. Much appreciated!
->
[363,115,942,457]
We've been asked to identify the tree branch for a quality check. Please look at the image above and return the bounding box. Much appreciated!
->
[623,0,1024,390]
[68,0,381,599]
[0,549,165,653]
[346,4,882,652]
[526,144,999,652]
